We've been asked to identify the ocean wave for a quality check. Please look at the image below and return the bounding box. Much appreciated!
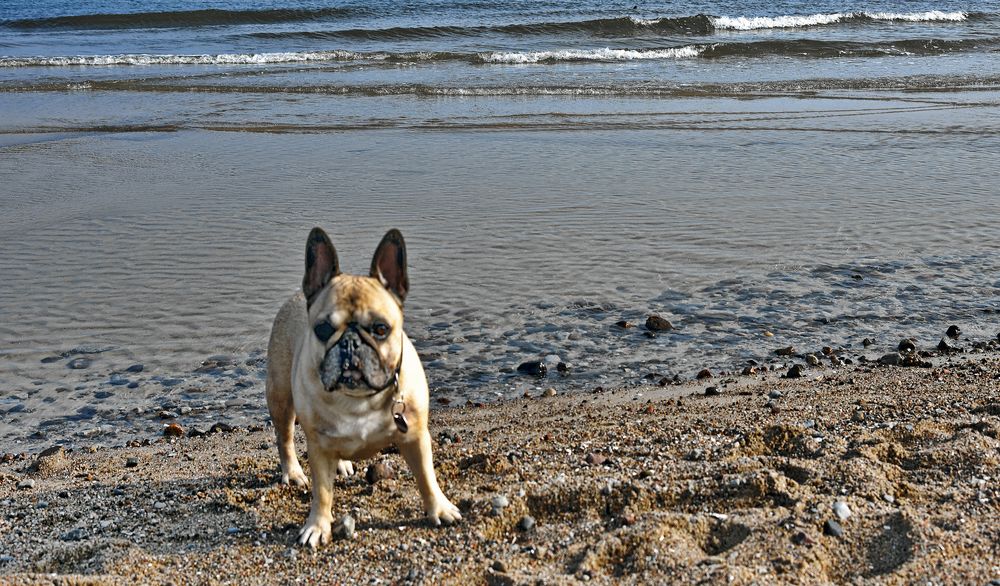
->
[712,11,969,31]
[478,46,705,64]
[1,7,355,30]
[0,51,466,67]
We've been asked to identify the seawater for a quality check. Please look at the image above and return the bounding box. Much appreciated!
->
[1,0,999,451]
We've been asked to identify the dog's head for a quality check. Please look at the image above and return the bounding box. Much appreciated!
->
[301,227,409,396]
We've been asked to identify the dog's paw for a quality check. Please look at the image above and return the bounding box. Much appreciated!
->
[281,463,310,488]
[335,459,355,477]
[298,515,332,549]
[427,496,462,526]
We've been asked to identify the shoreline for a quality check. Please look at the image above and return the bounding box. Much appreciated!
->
[2,353,998,584]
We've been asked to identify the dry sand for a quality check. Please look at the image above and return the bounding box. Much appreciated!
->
[1,355,999,585]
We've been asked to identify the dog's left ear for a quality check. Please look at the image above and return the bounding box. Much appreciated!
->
[370,229,409,304]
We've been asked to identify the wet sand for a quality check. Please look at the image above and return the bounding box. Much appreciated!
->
[2,354,998,585]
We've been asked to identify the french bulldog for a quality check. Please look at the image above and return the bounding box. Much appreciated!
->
[266,227,460,547]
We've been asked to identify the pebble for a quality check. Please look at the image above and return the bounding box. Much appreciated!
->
[516,361,546,377]
[823,520,844,538]
[645,315,673,331]
[542,387,557,397]
[696,368,712,380]
[879,352,902,366]
[333,515,356,540]
[937,338,953,352]
[67,358,93,370]
[882,493,895,504]
[0,555,13,565]
[768,390,783,399]
[163,423,184,438]
[783,364,804,379]
[775,346,796,356]
[614,320,635,329]
[897,339,916,353]
[704,386,720,396]
[226,526,239,535]
[61,528,87,541]
[126,364,145,373]
[806,354,820,366]
[209,422,234,434]
[491,560,507,573]
[556,362,569,374]
[125,457,139,468]
[365,462,395,485]
[946,325,961,339]
[158,410,178,420]
[833,501,852,521]
[17,479,35,489]
[741,366,758,375]
[585,453,607,466]
[490,495,509,514]
[862,338,874,347]
[154,501,167,510]
[518,515,536,532]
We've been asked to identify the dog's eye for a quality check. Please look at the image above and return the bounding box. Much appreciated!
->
[313,321,335,343]
[371,322,390,339]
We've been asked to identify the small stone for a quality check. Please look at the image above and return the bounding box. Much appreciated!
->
[882,493,895,504]
[775,346,796,356]
[516,361,546,377]
[125,457,139,468]
[862,338,874,347]
[792,531,815,546]
[40,356,62,364]
[518,515,536,532]
[806,354,820,366]
[556,362,569,374]
[226,526,239,535]
[154,501,167,510]
[333,514,355,540]
[783,364,804,379]
[879,352,902,366]
[158,410,178,420]
[67,358,92,370]
[542,387,557,397]
[704,386,720,396]
[365,462,395,485]
[741,365,758,375]
[126,364,145,373]
[209,422,234,434]
[585,453,607,466]
[937,338,953,352]
[491,560,507,573]
[614,320,635,329]
[187,427,208,438]
[696,368,712,380]
[833,501,851,521]
[17,479,35,489]
[645,315,673,331]
[897,339,916,353]
[946,325,961,339]
[61,527,87,541]
[0,555,14,565]
[768,390,783,399]
[490,495,509,514]
[163,423,184,438]
[823,520,844,537]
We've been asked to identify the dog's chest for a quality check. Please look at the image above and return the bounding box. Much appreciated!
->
[314,404,395,459]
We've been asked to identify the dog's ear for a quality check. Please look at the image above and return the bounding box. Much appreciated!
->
[303,227,340,307]
[370,229,409,304]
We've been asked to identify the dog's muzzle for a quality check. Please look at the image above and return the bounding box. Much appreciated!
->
[318,323,399,394]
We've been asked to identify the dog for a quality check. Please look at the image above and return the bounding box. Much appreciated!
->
[266,227,461,547]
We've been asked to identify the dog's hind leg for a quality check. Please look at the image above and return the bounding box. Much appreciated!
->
[266,368,309,487]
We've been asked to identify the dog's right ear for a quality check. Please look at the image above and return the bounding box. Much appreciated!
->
[302,227,340,307]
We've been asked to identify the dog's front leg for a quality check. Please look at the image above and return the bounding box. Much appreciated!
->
[399,429,461,526]
[298,436,335,548]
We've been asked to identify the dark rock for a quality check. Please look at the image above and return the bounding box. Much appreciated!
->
[792,531,815,546]
[946,325,961,339]
[645,315,673,331]
[775,346,796,356]
[108,374,130,386]
[125,457,139,468]
[556,362,569,374]
[821,346,834,355]
[585,453,607,466]
[127,382,139,389]
[516,361,546,377]
[158,410,177,419]
[67,358,92,370]
[862,338,874,347]
[783,364,805,379]
[696,368,712,380]
[333,515,355,540]
[823,519,844,537]
[614,320,635,329]
[61,527,88,541]
[768,390,783,399]
[704,386,721,396]
[365,462,395,485]
[187,427,208,438]
[209,422,234,434]
[125,364,145,373]
[163,423,184,438]
[491,560,507,573]
[40,356,62,364]
[937,338,953,352]
[897,339,916,353]
[741,365,758,375]
[879,352,902,366]
[17,479,35,489]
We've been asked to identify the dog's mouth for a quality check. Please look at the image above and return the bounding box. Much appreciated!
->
[318,329,399,394]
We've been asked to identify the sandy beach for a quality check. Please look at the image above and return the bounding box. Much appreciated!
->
[2,350,998,585]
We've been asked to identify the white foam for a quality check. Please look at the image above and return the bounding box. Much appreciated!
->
[479,46,703,64]
[711,10,967,30]
[0,51,376,67]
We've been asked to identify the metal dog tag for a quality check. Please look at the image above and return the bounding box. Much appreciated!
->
[392,401,408,433]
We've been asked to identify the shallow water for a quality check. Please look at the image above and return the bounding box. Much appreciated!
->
[1,0,999,451]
